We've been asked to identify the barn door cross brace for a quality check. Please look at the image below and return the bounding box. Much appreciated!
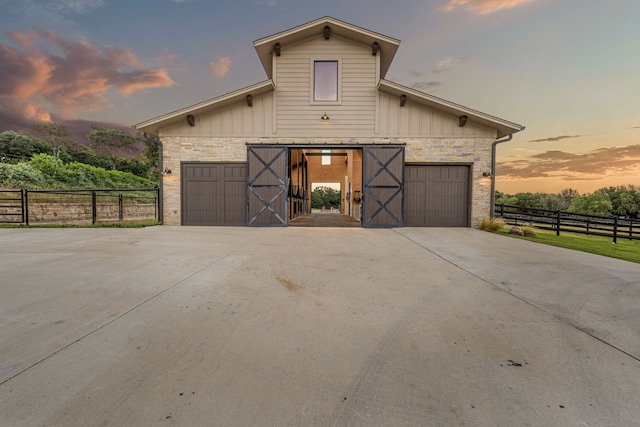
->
[364,148,403,225]
[248,147,287,225]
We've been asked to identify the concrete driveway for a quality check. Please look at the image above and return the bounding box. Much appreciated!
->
[1,226,639,426]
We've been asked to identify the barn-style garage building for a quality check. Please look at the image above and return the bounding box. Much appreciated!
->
[135,16,524,227]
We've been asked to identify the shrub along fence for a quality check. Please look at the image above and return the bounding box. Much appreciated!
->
[0,188,160,225]
[495,204,640,243]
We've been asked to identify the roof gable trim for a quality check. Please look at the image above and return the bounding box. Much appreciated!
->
[378,79,525,138]
[253,16,400,80]
[134,80,274,132]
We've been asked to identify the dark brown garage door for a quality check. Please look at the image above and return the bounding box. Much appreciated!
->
[181,162,247,226]
[404,165,470,227]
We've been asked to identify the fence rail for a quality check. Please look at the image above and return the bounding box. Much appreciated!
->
[495,204,640,243]
[0,188,160,225]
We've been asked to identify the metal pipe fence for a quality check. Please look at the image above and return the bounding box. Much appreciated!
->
[0,188,160,225]
[495,203,640,243]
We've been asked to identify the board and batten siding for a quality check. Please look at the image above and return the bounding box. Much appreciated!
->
[274,36,378,136]
[160,92,274,137]
[377,93,496,138]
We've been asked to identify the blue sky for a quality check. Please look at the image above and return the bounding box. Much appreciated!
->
[1,0,639,193]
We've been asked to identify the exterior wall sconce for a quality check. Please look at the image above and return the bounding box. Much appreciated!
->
[400,94,407,107]
[163,167,172,175]
[274,43,281,56]
[482,171,493,177]
[246,94,253,107]
[458,115,468,127]
[372,42,379,56]
[353,190,361,203]
[324,25,331,40]
[186,114,195,127]
[321,112,330,120]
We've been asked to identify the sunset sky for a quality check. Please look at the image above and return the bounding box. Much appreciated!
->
[1,0,638,194]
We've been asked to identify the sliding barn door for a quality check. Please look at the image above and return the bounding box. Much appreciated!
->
[362,146,404,228]
[247,146,288,226]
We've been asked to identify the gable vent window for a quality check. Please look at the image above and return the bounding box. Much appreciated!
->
[313,60,340,103]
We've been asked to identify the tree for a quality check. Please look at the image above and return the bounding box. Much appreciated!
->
[495,191,518,206]
[568,190,613,216]
[139,133,160,181]
[601,185,640,218]
[311,186,341,209]
[558,188,579,210]
[86,126,138,170]
[0,130,51,161]
[511,192,546,209]
[30,122,78,158]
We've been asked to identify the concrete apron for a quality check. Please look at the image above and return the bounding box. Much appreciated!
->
[1,226,638,426]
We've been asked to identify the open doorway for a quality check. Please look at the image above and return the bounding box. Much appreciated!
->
[288,147,362,227]
[248,145,403,227]
[311,182,341,213]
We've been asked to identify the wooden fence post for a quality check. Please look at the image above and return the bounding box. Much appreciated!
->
[556,210,560,236]
[613,216,618,244]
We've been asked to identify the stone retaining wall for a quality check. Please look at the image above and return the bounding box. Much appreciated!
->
[0,203,157,224]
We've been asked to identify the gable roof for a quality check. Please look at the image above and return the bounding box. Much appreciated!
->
[378,80,524,138]
[135,17,524,138]
[253,16,400,80]
[134,80,274,135]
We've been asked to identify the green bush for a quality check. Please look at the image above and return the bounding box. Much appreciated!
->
[29,154,65,184]
[0,162,48,189]
[0,154,154,190]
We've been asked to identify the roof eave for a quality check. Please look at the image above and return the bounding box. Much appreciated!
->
[134,80,274,135]
[378,79,524,138]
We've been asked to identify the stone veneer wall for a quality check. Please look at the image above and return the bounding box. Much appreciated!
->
[160,136,494,226]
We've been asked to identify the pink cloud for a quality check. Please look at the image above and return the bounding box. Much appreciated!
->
[498,145,640,182]
[209,56,231,77]
[8,30,41,50]
[22,102,52,122]
[441,0,536,15]
[0,29,174,121]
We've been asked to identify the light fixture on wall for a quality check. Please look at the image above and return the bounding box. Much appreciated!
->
[458,115,468,127]
[353,190,361,203]
[274,43,281,56]
[321,112,330,120]
[324,25,331,40]
[400,94,407,107]
[162,167,172,175]
[246,94,253,107]
[186,114,195,127]
[372,42,379,56]
[482,170,493,177]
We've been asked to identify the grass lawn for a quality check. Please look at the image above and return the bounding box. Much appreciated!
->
[502,227,640,264]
